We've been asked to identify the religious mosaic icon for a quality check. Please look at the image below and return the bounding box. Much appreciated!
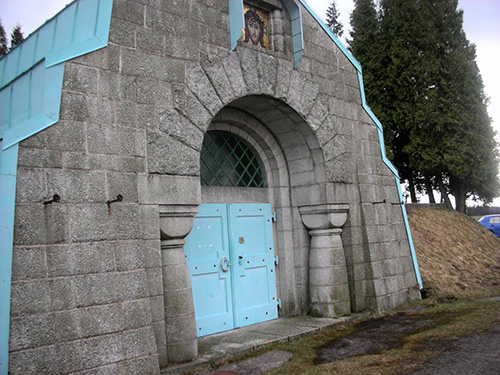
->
[242,5,270,49]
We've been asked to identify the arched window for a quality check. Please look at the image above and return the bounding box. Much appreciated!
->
[200,131,266,187]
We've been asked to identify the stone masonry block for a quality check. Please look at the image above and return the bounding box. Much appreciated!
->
[18,147,63,169]
[170,35,200,61]
[137,77,172,105]
[72,43,121,72]
[201,52,234,104]
[45,169,107,203]
[46,242,115,277]
[98,71,137,101]
[145,7,175,34]
[63,63,98,94]
[20,120,86,152]
[112,0,144,25]
[54,304,125,341]
[153,320,166,347]
[109,18,137,48]
[141,204,160,240]
[69,204,142,242]
[106,172,138,203]
[221,50,247,99]
[118,354,161,375]
[146,131,199,175]
[186,63,222,115]
[63,152,146,173]
[87,124,146,157]
[121,49,185,83]
[138,172,200,206]
[59,92,90,122]
[123,298,153,329]
[74,271,149,307]
[121,327,157,359]
[14,204,67,245]
[158,109,204,150]
[149,296,165,323]
[9,345,57,375]
[15,168,45,203]
[9,313,56,351]
[10,278,77,316]
[12,246,46,281]
[238,48,260,94]
[114,240,155,271]
[137,26,164,55]
[79,331,127,369]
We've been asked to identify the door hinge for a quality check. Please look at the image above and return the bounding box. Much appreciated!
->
[277,299,282,309]
[272,211,277,222]
[274,255,279,265]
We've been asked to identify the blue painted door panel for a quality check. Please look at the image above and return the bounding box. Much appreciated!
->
[184,204,234,337]
[229,204,278,328]
[185,203,277,337]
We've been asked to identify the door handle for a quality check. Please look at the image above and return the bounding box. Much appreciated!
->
[221,256,231,272]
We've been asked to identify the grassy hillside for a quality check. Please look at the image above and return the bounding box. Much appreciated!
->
[407,206,500,299]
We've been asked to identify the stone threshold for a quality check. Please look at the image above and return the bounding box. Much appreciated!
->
[162,315,364,374]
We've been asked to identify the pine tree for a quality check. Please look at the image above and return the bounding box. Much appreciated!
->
[0,19,8,56]
[10,24,24,50]
[326,0,344,37]
[350,0,498,210]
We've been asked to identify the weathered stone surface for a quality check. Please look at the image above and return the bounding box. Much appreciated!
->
[10,0,420,372]
[46,242,115,277]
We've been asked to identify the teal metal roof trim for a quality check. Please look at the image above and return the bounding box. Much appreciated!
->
[229,0,245,50]
[281,0,304,69]
[0,63,65,150]
[0,0,113,89]
[300,0,422,289]
[0,1,114,373]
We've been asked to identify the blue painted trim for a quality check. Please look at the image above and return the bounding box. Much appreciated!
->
[0,2,114,372]
[281,0,304,69]
[298,0,361,72]
[0,143,19,375]
[2,64,65,150]
[394,176,423,288]
[229,0,244,50]
[299,1,422,289]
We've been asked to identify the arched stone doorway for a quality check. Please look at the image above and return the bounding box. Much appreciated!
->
[159,95,352,362]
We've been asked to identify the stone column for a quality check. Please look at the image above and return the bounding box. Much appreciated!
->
[159,205,199,363]
[299,204,350,318]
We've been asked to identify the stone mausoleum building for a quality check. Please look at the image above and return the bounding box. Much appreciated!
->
[0,0,422,373]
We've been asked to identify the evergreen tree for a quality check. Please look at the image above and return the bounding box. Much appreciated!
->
[10,24,24,50]
[0,19,7,56]
[326,0,344,37]
[351,0,498,210]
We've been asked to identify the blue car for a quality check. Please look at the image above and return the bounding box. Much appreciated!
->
[478,215,500,237]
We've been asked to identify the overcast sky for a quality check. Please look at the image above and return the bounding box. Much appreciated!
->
[1,0,499,145]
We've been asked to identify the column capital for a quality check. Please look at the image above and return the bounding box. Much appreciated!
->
[298,203,349,231]
[159,204,199,240]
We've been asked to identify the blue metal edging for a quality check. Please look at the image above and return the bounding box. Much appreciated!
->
[281,0,304,69]
[0,1,114,373]
[229,0,245,50]
[300,1,423,289]
[0,143,19,375]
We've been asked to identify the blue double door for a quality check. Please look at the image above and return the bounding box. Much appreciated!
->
[184,203,278,337]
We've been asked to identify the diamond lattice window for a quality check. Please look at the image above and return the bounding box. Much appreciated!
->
[201,131,266,187]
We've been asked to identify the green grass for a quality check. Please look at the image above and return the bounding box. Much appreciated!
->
[209,300,500,375]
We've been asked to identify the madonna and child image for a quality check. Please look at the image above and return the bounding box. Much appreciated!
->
[242,6,270,49]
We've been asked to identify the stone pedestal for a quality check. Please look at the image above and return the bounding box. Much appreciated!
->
[159,205,199,363]
[299,204,350,318]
